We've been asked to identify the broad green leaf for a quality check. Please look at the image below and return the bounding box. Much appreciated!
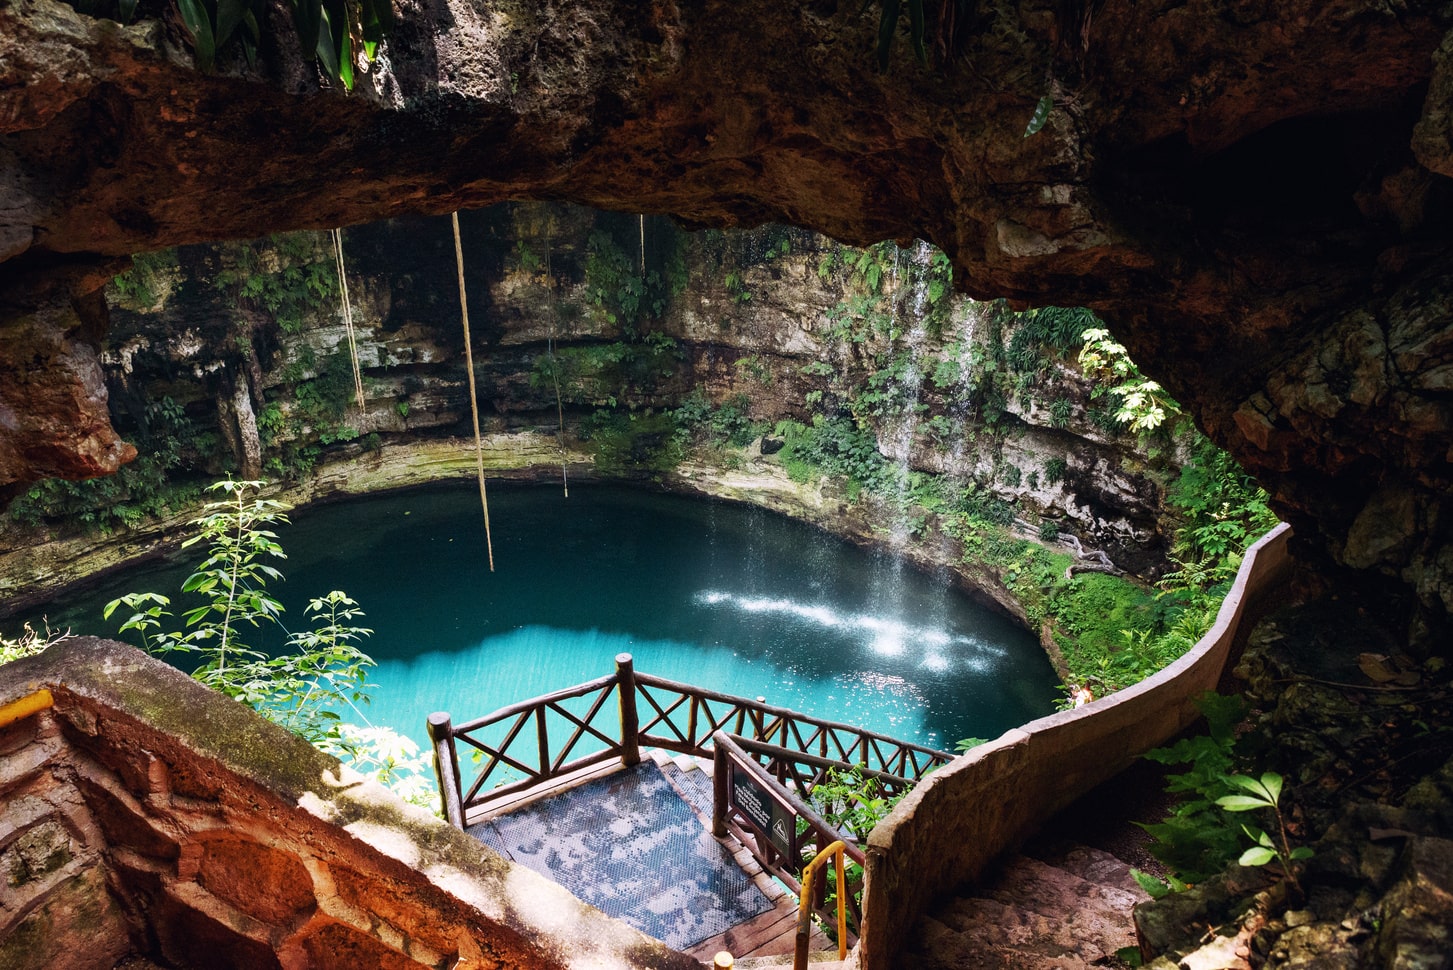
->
[1130,869,1170,898]
[1290,847,1314,861]
[1238,846,1276,867]
[1259,772,1283,803]
[1215,794,1270,812]
[292,0,323,67]
[337,29,354,90]
[175,0,216,71]
[1226,774,1276,800]
[216,0,246,48]
[908,0,926,65]
[876,0,901,71]
[1023,95,1053,138]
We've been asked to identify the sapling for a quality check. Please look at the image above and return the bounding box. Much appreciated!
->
[1215,771,1312,893]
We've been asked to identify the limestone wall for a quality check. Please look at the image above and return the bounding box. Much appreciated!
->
[0,639,702,970]
[857,523,1295,969]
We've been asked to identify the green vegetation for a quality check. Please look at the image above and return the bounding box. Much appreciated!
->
[583,227,687,333]
[67,0,393,89]
[0,622,72,666]
[110,249,177,308]
[214,232,339,335]
[673,392,764,450]
[803,766,910,936]
[1134,694,1311,898]
[1078,327,1179,433]
[103,479,436,808]
[530,334,683,408]
[577,408,682,474]
[8,397,210,532]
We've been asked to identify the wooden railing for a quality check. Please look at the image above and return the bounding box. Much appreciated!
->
[427,653,952,830]
[712,732,869,942]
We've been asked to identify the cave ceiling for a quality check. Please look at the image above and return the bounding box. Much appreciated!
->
[3,0,1453,635]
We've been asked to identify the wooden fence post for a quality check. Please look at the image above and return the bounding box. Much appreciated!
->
[712,741,729,837]
[427,712,465,829]
[616,653,641,767]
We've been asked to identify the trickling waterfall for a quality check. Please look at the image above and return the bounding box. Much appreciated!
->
[942,299,993,486]
[868,241,945,649]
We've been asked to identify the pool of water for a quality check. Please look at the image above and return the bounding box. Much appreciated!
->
[16,483,1060,752]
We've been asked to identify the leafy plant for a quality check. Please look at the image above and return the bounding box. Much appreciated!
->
[1133,693,1252,893]
[102,480,434,809]
[1078,327,1180,433]
[149,0,392,88]
[1216,772,1311,892]
[0,622,74,666]
[802,765,908,936]
[214,233,338,334]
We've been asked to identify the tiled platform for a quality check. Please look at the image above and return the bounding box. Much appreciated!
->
[469,757,776,950]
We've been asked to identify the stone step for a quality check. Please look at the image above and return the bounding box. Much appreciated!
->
[1031,843,1147,899]
[906,913,1104,970]
[902,846,1148,970]
[980,854,1147,924]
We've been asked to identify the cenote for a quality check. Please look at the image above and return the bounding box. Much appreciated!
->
[27,484,1061,752]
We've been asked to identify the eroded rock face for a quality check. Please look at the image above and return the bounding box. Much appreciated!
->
[2,0,1452,634]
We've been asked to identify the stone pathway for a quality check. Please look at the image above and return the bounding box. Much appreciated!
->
[901,844,1150,970]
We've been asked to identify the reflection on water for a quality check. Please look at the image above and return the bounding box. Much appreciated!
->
[16,483,1060,753]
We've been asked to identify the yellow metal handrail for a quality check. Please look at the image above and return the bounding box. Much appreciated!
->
[795,839,849,969]
[0,689,53,729]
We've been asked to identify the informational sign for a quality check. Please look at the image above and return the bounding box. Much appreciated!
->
[730,761,797,860]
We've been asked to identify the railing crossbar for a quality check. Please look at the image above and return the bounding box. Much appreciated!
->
[546,687,619,773]
[451,673,618,734]
[636,685,692,744]
[458,712,539,801]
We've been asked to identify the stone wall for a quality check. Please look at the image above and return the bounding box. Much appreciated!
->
[0,639,702,970]
[856,523,1295,969]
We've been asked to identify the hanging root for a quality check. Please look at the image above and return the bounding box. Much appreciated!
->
[451,212,496,571]
[331,228,366,412]
[545,231,568,498]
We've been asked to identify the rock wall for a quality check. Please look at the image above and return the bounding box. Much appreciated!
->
[2,0,1452,639]
[0,206,1186,609]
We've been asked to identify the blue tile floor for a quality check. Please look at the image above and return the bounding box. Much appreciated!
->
[469,760,773,950]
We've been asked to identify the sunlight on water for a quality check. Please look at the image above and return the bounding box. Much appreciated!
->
[22,484,1061,755]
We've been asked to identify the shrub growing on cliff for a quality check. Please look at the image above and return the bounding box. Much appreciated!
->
[103,479,437,809]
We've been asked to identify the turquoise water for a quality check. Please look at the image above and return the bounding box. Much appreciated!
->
[18,484,1060,752]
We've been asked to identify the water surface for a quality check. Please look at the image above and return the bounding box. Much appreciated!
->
[21,484,1060,752]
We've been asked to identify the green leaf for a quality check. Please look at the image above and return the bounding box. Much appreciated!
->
[314,13,340,81]
[175,0,217,72]
[876,0,901,71]
[1216,794,1272,811]
[337,29,354,90]
[1290,846,1314,861]
[1130,869,1171,899]
[908,0,927,65]
[215,0,246,48]
[291,0,323,67]
[1023,95,1053,138]
[1258,771,1283,804]
[359,0,392,45]
[1238,846,1276,867]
